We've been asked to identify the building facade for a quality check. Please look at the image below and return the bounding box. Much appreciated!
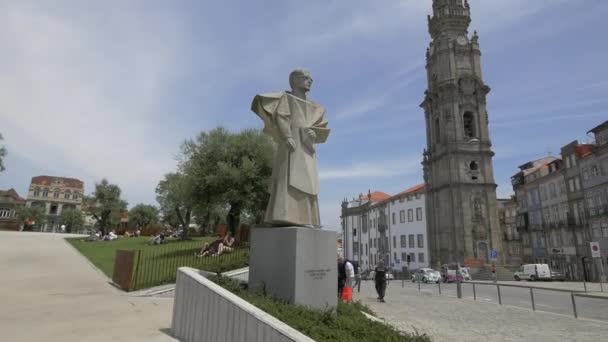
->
[341,185,428,274]
[0,188,26,230]
[497,198,522,266]
[25,176,84,231]
[421,0,503,267]
[580,121,608,280]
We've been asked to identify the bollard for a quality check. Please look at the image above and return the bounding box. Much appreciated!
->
[457,280,462,299]
[583,281,587,293]
[473,283,476,301]
[418,280,421,292]
[438,280,441,295]
[497,284,502,305]
[402,278,404,288]
[529,288,535,311]
[571,292,578,318]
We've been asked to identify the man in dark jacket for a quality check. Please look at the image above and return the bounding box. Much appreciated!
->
[374,260,387,302]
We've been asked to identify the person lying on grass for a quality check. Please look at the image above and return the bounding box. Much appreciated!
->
[195,232,235,257]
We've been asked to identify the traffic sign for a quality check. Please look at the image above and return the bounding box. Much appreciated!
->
[590,242,601,258]
[490,249,498,260]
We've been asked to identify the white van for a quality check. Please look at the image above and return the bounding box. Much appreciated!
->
[513,264,551,281]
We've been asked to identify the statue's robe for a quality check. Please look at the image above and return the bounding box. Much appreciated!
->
[251,92,330,227]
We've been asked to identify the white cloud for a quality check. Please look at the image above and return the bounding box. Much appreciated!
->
[320,156,421,180]
[0,2,193,204]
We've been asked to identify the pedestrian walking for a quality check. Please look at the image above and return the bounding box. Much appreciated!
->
[374,260,387,302]
[352,260,361,292]
[492,263,497,283]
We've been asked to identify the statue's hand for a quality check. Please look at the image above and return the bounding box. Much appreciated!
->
[306,129,317,141]
[286,138,297,152]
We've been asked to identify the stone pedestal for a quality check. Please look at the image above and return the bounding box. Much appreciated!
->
[248,227,337,310]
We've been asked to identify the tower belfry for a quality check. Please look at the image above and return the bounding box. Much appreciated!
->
[421,0,503,266]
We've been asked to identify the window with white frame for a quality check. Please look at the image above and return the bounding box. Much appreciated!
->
[417,234,424,248]
[418,253,425,263]
[409,253,416,262]
[43,188,49,197]
[409,234,415,248]
[33,187,40,197]
[392,212,396,224]
[400,210,405,223]
[400,235,406,247]
[408,209,413,222]
[0,208,12,217]
[393,236,396,248]
[416,208,423,221]
[401,252,407,261]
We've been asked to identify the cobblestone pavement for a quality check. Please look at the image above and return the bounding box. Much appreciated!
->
[353,280,608,342]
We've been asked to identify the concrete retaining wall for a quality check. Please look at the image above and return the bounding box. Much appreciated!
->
[171,267,315,342]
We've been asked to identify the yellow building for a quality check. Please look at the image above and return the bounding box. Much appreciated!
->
[26,176,84,231]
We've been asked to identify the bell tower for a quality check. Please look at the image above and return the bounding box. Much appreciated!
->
[421,0,503,267]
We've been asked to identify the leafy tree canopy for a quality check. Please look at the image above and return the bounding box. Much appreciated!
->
[84,179,127,235]
[129,203,159,229]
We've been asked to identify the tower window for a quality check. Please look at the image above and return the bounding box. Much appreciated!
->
[463,112,475,138]
[469,161,478,171]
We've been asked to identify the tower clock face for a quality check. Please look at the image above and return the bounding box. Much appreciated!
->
[457,36,468,45]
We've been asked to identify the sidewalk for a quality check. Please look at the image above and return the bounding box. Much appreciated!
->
[0,231,177,342]
[354,281,608,342]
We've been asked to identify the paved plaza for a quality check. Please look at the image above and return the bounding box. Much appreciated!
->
[0,231,176,342]
[354,280,608,342]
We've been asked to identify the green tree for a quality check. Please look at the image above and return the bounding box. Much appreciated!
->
[156,172,196,240]
[129,204,159,229]
[15,206,46,231]
[183,127,273,235]
[0,133,6,172]
[59,208,84,233]
[84,179,128,236]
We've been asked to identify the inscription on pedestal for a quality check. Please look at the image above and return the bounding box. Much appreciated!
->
[304,268,330,281]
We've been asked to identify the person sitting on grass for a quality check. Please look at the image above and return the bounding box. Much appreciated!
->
[103,230,118,241]
[216,232,236,256]
[195,234,224,257]
[148,232,166,245]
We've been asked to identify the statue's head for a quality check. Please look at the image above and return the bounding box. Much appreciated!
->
[289,68,313,92]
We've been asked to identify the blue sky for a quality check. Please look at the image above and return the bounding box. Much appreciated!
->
[1,0,607,229]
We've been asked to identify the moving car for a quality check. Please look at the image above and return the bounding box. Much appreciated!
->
[411,268,441,283]
[441,264,468,283]
[551,270,566,281]
[513,264,551,281]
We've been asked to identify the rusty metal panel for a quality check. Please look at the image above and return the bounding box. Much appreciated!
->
[112,250,135,291]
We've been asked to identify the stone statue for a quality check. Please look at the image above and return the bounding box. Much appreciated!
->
[251,69,330,227]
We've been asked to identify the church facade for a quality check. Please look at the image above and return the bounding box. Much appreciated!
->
[421,0,504,267]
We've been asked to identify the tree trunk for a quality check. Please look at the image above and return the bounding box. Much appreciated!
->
[227,202,241,236]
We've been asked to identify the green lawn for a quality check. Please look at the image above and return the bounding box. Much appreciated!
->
[67,236,249,290]
[212,276,431,342]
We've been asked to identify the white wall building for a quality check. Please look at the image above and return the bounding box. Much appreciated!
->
[341,184,428,273]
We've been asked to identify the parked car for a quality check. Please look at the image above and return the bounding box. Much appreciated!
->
[411,268,441,283]
[363,270,394,281]
[360,270,372,280]
[550,270,566,281]
[513,264,552,281]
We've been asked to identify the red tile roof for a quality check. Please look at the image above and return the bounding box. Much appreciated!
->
[0,188,26,204]
[394,183,426,197]
[359,191,391,201]
[30,176,84,189]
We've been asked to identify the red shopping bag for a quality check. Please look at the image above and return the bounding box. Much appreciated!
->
[341,286,353,302]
